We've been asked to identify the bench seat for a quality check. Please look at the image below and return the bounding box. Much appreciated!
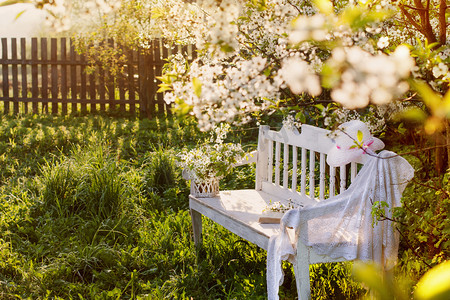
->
[189,189,317,250]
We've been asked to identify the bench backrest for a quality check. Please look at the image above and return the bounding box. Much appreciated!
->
[255,125,362,206]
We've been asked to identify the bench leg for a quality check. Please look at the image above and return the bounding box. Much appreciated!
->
[294,245,311,300]
[190,209,202,246]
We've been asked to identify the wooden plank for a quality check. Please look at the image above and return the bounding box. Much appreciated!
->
[138,49,148,116]
[267,139,273,183]
[319,153,326,201]
[70,39,78,113]
[301,147,307,196]
[107,39,115,111]
[292,146,298,192]
[309,150,316,200]
[80,51,87,113]
[31,38,38,114]
[98,64,106,111]
[351,162,357,182]
[89,68,96,113]
[266,125,334,154]
[118,45,126,112]
[147,40,156,116]
[11,38,19,114]
[340,165,347,192]
[20,38,28,114]
[2,38,10,113]
[127,47,135,114]
[329,165,336,197]
[274,141,281,186]
[60,38,68,115]
[98,41,106,112]
[283,143,289,189]
[51,38,58,114]
[189,190,285,250]
[41,38,48,113]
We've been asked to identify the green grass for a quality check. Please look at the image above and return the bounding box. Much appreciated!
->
[4,112,441,299]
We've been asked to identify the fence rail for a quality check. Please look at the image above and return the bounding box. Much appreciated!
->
[0,37,195,117]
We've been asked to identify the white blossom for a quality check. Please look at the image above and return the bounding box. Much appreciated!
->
[278,57,322,96]
[432,63,449,78]
[377,36,389,49]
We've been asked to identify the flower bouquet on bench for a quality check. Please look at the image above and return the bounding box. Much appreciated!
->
[178,124,245,198]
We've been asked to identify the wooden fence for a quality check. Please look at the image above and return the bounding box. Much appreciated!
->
[0,37,195,117]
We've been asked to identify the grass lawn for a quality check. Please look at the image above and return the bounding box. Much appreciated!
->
[1,112,441,299]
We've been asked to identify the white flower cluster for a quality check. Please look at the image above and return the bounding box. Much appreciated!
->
[165,55,279,130]
[177,124,244,182]
[41,0,122,33]
[277,56,322,96]
[282,114,302,130]
[154,0,422,130]
[328,45,414,109]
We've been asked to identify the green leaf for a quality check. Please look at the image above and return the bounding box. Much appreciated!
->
[313,0,333,15]
[352,262,393,300]
[0,0,31,7]
[157,83,172,93]
[192,77,202,98]
[357,130,363,143]
[411,80,442,114]
[14,9,26,20]
[415,261,450,300]
[397,107,428,123]
[295,111,306,124]
[314,104,325,111]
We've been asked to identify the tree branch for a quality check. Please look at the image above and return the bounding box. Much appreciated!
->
[398,4,427,37]
[439,0,448,45]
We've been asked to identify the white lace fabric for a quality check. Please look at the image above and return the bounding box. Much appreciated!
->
[267,150,415,300]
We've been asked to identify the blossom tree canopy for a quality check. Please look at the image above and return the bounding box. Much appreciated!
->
[2,0,449,134]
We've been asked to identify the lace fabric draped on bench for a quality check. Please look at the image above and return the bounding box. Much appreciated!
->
[267,150,414,300]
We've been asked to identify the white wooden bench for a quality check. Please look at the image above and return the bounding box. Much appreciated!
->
[189,124,363,299]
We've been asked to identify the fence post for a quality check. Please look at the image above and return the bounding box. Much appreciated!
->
[60,38,68,115]
[20,38,28,114]
[41,38,49,113]
[31,38,38,114]
[51,38,58,114]
[2,38,10,114]
[11,38,19,114]
[138,49,147,117]
[69,39,78,114]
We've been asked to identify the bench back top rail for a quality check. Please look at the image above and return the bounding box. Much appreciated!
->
[255,125,361,205]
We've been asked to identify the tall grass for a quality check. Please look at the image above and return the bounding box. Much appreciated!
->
[0,113,366,299]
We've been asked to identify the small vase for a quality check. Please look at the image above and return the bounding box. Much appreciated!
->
[191,178,219,198]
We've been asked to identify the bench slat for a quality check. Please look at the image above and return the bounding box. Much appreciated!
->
[275,141,281,186]
[283,143,289,189]
[292,146,298,192]
[351,162,357,182]
[319,153,326,200]
[329,165,336,197]
[309,150,315,200]
[267,139,273,184]
[301,147,307,196]
[340,165,347,192]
